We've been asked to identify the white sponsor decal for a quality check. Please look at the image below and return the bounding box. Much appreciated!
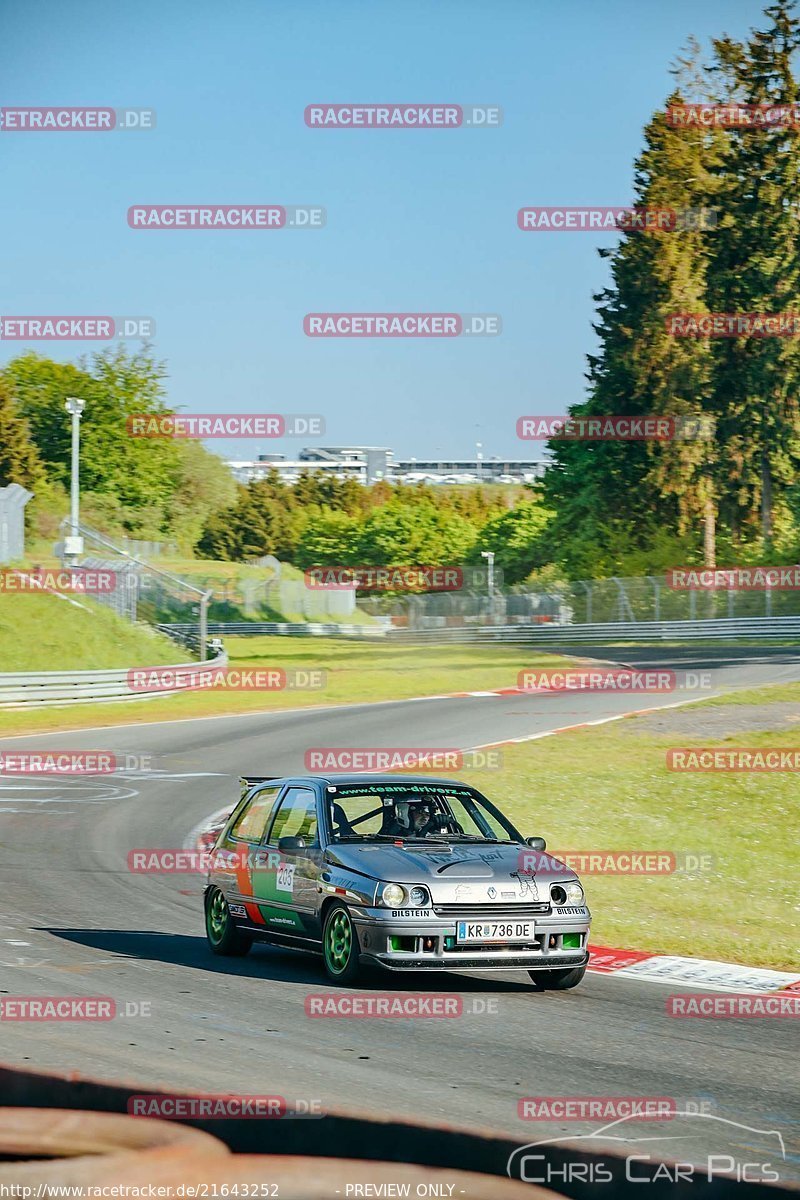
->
[277,862,296,892]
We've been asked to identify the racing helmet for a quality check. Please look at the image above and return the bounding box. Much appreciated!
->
[391,793,432,831]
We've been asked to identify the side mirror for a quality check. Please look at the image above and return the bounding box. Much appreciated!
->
[278,835,308,852]
[526,836,546,851]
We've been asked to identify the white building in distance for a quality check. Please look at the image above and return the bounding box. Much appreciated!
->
[227,446,547,486]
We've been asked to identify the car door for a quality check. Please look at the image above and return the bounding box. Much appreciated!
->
[256,784,324,940]
[215,783,283,929]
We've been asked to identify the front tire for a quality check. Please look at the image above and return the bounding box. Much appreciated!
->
[322,903,361,983]
[528,964,586,991]
[205,887,252,957]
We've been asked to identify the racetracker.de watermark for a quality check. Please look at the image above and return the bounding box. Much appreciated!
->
[304,566,465,591]
[1,107,155,131]
[304,748,503,772]
[668,313,800,337]
[518,207,717,232]
[667,993,800,1017]
[126,666,326,692]
[667,748,800,772]
[519,850,686,874]
[0,751,117,775]
[128,848,280,873]
[128,1095,293,1119]
[304,313,500,336]
[667,566,800,590]
[305,993,495,1017]
[126,413,324,438]
[0,316,154,340]
[0,997,151,1020]
[0,568,118,593]
[517,669,712,693]
[128,205,325,229]
[516,415,713,441]
[518,1097,678,1120]
[667,103,800,128]
[304,104,502,128]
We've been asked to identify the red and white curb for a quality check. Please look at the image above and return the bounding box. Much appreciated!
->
[588,945,800,995]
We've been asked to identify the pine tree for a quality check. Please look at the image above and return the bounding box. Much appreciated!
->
[0,376,45,492]
[707,0,800,550]
[543,79,722,573]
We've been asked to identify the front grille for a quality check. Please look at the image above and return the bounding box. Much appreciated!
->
[433,903,550,918]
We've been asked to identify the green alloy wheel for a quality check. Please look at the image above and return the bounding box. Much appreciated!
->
[205,887,252,957]
[322,903,361,983]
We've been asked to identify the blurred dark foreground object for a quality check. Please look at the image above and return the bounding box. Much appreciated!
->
[0,1064,796,1199]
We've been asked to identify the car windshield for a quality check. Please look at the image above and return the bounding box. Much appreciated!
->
[327,782,520,843]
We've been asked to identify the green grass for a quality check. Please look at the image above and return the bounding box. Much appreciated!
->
[0,635,573,735]
[454,708,799,970]
[673,678,800,707]
[0,592,180,672]
[2,597,795,970]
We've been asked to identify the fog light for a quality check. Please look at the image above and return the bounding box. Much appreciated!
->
[563,933,582,949]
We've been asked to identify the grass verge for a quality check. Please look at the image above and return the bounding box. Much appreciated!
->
[0,593,179,672]
[455,697,799,970]
[0,635,570,736]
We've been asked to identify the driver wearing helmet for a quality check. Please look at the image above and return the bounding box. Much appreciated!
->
[383,794,437,838]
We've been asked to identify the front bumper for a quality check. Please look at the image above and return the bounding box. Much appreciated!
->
[353,906,591,972]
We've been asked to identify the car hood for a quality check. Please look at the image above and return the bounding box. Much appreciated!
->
[325,841,578,886]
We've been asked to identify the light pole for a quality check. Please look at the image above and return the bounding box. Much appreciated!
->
[481,549,495,602]
[476,441,483,482]
[64,397,85,564]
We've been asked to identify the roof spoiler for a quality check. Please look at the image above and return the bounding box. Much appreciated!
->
[239,775,279,801]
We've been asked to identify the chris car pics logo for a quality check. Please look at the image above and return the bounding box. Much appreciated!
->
[507,1112,786,1186]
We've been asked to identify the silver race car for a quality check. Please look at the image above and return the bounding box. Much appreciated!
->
[204,774,591,989]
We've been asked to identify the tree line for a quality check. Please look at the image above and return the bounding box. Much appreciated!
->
[2,3,798,584]
[543,0,800,577]
[0,348,549,584]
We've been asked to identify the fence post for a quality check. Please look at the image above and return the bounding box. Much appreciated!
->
[611,577,635,622]
[199,591,212,661]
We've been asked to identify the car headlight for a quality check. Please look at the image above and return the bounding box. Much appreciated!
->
[565,881,584,905]
[409,886,430,907]
[379,883,406,907]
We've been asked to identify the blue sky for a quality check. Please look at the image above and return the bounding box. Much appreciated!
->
[1,0,766,463]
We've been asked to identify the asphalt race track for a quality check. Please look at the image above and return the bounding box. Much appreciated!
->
[1,646,798,1177]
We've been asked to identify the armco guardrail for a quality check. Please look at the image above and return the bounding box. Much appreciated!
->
[0,648,229,709]
[160,616,800,643]
[160,620,388,639]
[386,616,800,644]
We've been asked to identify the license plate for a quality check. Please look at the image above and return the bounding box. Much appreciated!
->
[456,920,535,944]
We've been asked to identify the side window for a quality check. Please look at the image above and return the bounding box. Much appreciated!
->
[267,787,319,845]
[231,786,281,842]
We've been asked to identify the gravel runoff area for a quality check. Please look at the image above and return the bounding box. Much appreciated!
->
[623,699,800,738]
